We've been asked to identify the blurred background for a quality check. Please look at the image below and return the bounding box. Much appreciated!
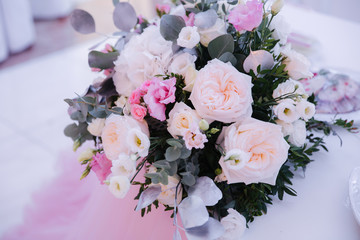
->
[0,0,359,238]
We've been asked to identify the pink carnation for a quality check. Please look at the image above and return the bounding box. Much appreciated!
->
[90,153,112,184]
[129,89,142,105]
[131,104,147,121]
[184,13,196,27]
[143,77,176,121]
[183,125,208,150]
[228,0,263,32]
[140,80,152,94]
[156,4,171,14]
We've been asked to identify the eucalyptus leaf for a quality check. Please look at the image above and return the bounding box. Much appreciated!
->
[113,2,137,31]
[166,138,183,148]
[180,147,192,159]
[181,172,196,186]
[160,15,186,41]
[153,160,171,169]
[208,34,234,59]
[64,98,74,107]
[88,51,119,69]
[112,0,119,6]
[89,108,107,118]
[165,146,182,162]
[70,9,95,34]
[218,52,237,66]
[111,107,123,115]
[64,123,79,138]
[167,161,178,176]
[159,170,169,185]
[135,185,162,211]
[145,172,161,184]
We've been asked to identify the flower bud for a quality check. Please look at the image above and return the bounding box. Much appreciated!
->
[199,119,209,131]
[130,154,138,162]
[73,139,81,152]
[78,148,96,163]
[271,0,284,16]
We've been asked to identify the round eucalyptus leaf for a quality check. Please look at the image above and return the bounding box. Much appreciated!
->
[113,2,137,32]
[218,52,237,66]
[160,15,186,41]
[70,9,96,34]
[208,34,234,59]
[165,146,182,162]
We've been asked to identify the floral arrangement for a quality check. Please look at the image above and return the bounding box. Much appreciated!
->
[65,0,356,239]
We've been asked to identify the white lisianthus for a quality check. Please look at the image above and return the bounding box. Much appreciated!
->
[198,18,227,47]
[224,149,252,170]
[243,49,274,75]
[177,26,201,49]
[281,45,313,80]
[275,119,294,137]
[271,0,284,15]
[78,148,95,163]
[126,128,150,157]
[218,208,246,240]
[288,120,307,147]
[87,118,106,137]
[168,52,197,76]
[273,99,299,123]
[183,66,198,92]
[272,79,306,101]
[167,102,201,137]
[296,99,316,121]
[108,175,131,199]
[269,15,291,45]
[157,174,183,207]
[111,154,136,179]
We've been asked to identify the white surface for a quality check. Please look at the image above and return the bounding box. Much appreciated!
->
[0,3,360,240]
[30,0,74,19]
[349,167,360,225]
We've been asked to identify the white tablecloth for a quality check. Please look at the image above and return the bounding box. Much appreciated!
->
[0,4,359,240]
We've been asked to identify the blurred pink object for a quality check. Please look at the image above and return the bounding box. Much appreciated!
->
[2,152,186,240]
[228,0,263,31]
[90,153,112,184]
[156,4,171,14]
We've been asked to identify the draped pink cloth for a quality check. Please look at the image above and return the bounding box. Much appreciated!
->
[2,152,186,240]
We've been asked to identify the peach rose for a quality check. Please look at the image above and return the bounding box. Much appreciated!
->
[101,114,149,160]
[167,102,201,137]
[189,59,253,123]
[219,118,289,185]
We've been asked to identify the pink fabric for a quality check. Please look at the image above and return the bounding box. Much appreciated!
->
[2,152,186,240]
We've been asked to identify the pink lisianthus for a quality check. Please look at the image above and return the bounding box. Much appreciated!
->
[131,104,147,121]
[90,153,112,184]
[228,0,263,32]
[138,15,144,25]
[143,77,176,121]
[183,125,208,150]
[129,89,142,105]
[139,80,152,94]
[184,13,196,27]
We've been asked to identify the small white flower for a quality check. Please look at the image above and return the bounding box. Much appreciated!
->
[272,79,306,101]
[87,118,106,137]
[78,148,95,163]
[183,66,198,92]
[288,120,307,147]
[108,175,131,199]
[273,99,299,123]
[177,26,200,49]
[111,154,136,179]
[224,149,252,170]
[126,128,150,157]
[168,52,197,76]
[281,45,313,80]
[218,208,246,240]
[275,119,294,137]
[115,96,128,108]
[199,119,209,131]
[271,0,284,15]
[296,99,316,121]
[243,49,274,75]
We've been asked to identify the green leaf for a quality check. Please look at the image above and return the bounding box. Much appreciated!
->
[113,2,137,31]
[218,52,237,66]
[165,146,181,162]
[64,123,79,139]
[208,34,234,59]
[180,172,196,186]
[88,51,119,69]
[166,138,183,148]
[70,9,96,34]
[180,147,192,159]
[160,15,186,41]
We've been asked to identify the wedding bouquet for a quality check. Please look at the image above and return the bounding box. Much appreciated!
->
[64,0,356,239]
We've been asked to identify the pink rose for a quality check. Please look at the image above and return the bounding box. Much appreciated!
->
[143,77,176,121]
[131,104,147,121]
[184,13,196,26]
[91,153,112,184]
[218,118,290,185]
[129,89,142,105]
[189,59,253,123]
[183,125,208,150]
[228,0,263,32]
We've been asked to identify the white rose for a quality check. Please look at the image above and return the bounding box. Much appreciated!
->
[177,26,201,49]
[281,45,313,80]
[273,99,299,123]
[108,175,131,199]
[198,18,227,47]
[183,66,198,92]
[218,208,246,240]
[167,102,201,137]
[272,79,306,100]
[168,52,197,76]
[288,120,307,147]
[157,174,183,207]
[271,0,284,15]
[296,99,316,121]
[111,154,136,179]
[87,118,105,137]
[113,26,173,96]
[78,148,95,163]
[126,128,150,157]
[269,15,291,45]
